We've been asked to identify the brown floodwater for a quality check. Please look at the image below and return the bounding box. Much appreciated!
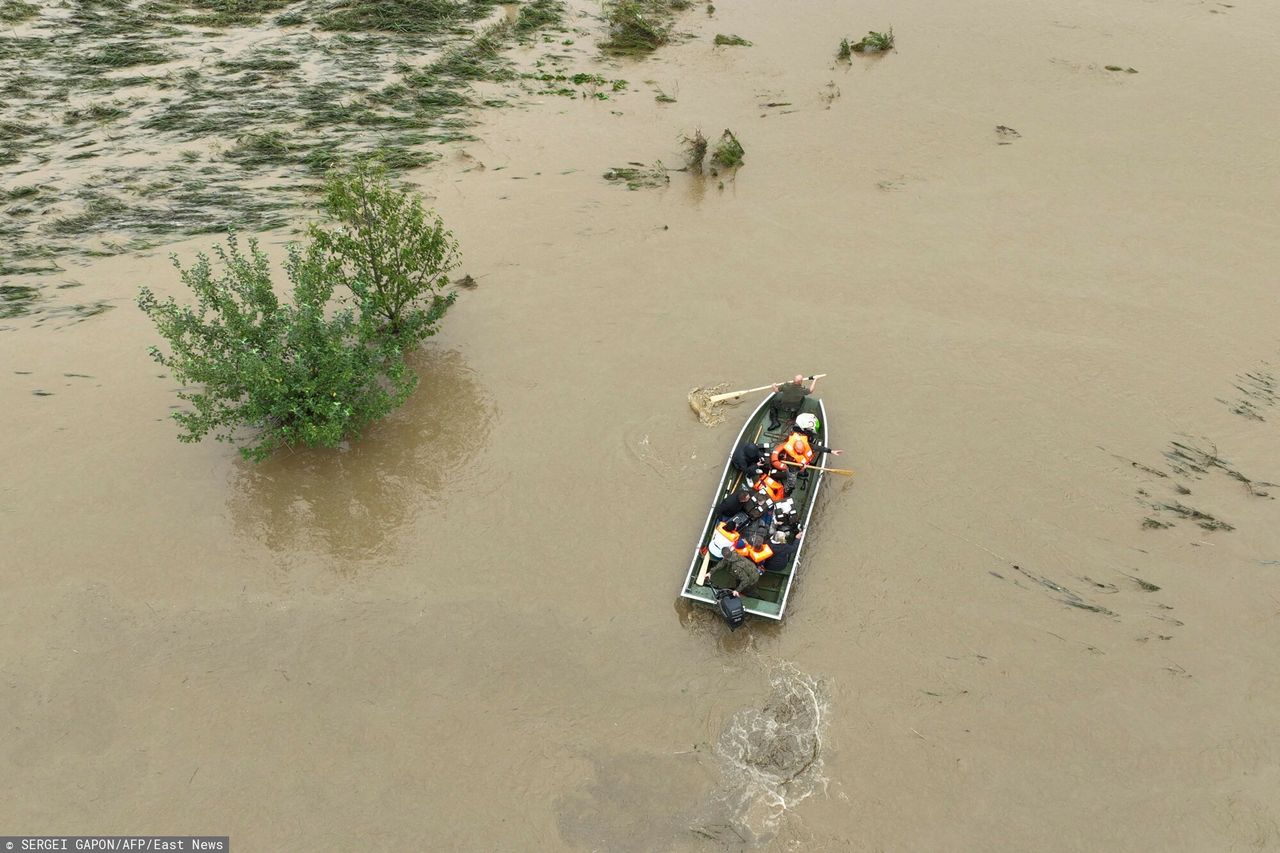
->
[4,0,1280,848]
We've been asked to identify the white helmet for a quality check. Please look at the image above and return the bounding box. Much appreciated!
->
[795,413,819,432]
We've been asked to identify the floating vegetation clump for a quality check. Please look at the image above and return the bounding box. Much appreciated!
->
[709,128,743,168]
[713,33,750,46]
[603,161,669,190]
[601,0,678,54]
[681,128,707,172]
[848,28,894,53]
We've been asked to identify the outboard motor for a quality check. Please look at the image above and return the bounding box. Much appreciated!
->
[713,586,746,631]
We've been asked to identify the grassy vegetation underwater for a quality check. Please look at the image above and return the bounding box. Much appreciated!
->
[0,0,575,303]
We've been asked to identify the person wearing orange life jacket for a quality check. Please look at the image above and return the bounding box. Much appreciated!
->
[770,412,843,472]
[707,514,746,559]
[741,531,774,566]
[752,468,791,503]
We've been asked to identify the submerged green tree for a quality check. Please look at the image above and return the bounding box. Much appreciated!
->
[138,163,462,462]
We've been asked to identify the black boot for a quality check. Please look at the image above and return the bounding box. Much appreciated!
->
[766,408,781,430]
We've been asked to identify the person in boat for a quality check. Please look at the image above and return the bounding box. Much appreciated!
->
[716,486,773,524]
[708,513,746,560]
[762,528,803,572]
[731,440,773,478]
[752,467,792,503]
[714,486,768,521]
[739,530,774,566]
[770,412,843,473]
[720,548,762,598]
[768,374,812,430]
[771,497,802,540]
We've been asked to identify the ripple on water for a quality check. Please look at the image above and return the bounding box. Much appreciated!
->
[693,660,831,845]
[226,346,496,567]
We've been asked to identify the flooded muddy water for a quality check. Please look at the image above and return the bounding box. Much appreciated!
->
[4,0,1280,848]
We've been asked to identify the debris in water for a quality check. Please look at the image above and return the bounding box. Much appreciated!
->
[996,125,1021,144]
[1006,564,1118,617]
[602,161,669,190]
[688,382,741,426]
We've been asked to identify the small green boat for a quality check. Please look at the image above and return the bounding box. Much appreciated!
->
[679,391,830,621]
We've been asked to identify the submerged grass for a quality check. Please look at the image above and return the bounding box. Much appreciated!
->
[515,0,565,37]
[430,20,516,80]
[0,0,38,23]
[0,0,644,285]
[318,0,493,33]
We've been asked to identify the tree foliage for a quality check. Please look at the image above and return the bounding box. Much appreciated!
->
[138,163,461,462]
[310,160,460,341]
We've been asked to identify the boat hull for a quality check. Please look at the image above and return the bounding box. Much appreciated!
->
[678,392,830,620]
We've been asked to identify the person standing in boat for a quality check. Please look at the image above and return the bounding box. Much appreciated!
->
[770,412,843,473]
[768,374,814,430]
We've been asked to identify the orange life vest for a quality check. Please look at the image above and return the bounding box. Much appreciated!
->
[714,522,740,547]
[753,472,785,502]
[745,542,774,564]
[771,432,814,469]
[732,539,752,557]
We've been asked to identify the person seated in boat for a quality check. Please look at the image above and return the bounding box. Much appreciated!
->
[731,440,773,478]
[768,374,812,430]
[762,528,803,572]
[708,513,746,560]
[720,548,763,599]
[770,412,843,473]
[739,530,774,566]
[771,497,802,539]
[713,487,751,520]
[714,485,773,522]
[752,468,792,503]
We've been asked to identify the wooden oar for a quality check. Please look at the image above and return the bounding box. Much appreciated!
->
[780,459,855,477]
[695,550,711,585]
[706,373,827,404]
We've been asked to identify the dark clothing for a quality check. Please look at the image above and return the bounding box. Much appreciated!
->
[714,490,749,519]
[776,381,810,408]
[742,491,772,521]
[762,540,800,572]
[769,381,811,428]
[731,441,767,474]
[721,551,761,594]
